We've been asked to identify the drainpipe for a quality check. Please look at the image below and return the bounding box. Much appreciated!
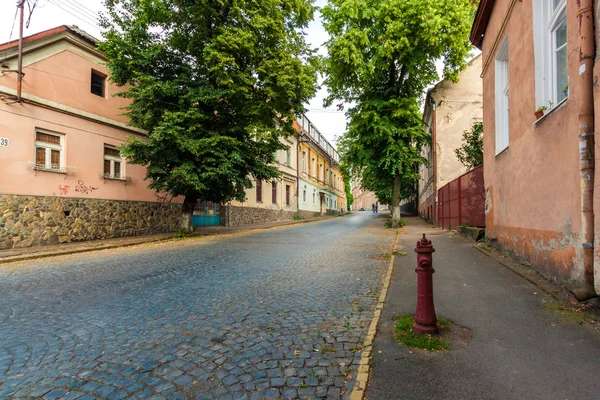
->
[573,0,596,301]
[431,99,438,228]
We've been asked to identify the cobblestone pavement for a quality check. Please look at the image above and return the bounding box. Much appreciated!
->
[0,212,395,399]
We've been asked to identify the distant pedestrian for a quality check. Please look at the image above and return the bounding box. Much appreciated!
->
[375,203,378,213]
[372,203,375,213]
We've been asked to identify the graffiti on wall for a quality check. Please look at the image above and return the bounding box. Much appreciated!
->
[75,180,98,195]
[156,193,173,202]
[58,185,70,195]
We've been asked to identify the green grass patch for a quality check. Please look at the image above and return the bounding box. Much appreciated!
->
[175,229,202,239]
[384,218,408,228]
[393,314,451,351]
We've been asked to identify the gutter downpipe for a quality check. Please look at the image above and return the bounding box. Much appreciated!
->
[573,0,597,301]
[431,99,438,228]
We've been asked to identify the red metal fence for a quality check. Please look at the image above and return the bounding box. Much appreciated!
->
[437,165,485,230]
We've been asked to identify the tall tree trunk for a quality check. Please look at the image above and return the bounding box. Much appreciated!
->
[180,194,198,233]
[391,173,401,228]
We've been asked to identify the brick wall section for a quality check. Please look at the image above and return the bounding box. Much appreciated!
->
[0,194,181,249]
[221,205,333,227]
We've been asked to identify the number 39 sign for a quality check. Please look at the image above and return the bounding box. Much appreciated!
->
[0,137,8,147]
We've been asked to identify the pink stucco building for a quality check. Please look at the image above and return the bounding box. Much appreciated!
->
[0,26,181,249]
[471,0,600,299]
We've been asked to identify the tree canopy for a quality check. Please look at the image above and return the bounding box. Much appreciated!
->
[323,0,476,226]
[99,0,319,230]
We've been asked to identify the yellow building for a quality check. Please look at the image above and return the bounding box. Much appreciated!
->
[295,114,346,215]
[220,114,346,226]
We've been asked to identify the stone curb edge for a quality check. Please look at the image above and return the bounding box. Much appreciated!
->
[0,213,345,265]
[350,229,400,400]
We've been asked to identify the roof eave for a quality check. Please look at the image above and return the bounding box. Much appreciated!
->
[470,0,495,49]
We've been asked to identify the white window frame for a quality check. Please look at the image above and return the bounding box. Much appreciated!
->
[104,145,124,180]
[533,0,568,109]
[495,37,510,155]
[34,130,64,172]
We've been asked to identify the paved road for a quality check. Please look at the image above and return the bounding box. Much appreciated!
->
[0,212,395,399]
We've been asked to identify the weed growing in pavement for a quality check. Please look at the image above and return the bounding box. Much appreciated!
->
[345,321,353,329]
[384,218,407,228]
[175,229,201,239]
[542,303,599,325]
[293,214,304,220]
[393,314,451,351]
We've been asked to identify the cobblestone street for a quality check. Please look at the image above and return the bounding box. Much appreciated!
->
[0,212,395,399]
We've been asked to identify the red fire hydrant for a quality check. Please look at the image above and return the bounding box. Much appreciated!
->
[413,234,439,335]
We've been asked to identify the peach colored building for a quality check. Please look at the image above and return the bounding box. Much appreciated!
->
[0,26,182,249]
[351,182,386,212]
[418,55,483,224]
[471,0,600,298]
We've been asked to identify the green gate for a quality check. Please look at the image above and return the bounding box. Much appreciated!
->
[192,200,221,226]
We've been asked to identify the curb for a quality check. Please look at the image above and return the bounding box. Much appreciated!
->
[0,214,346,265]
[0,236,175,265]
[350,229,400,400]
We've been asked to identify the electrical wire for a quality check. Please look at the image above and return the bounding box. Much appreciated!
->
[48,0,101,31]
[51,0,99,26]
[62,0,98,19]
[58,0,98,22]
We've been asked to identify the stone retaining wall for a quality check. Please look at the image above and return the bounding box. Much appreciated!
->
[221,205,296,227]
[0,194,181,249]
[221,206,342,227]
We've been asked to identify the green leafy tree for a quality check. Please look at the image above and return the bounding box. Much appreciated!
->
[99,0,319,231]
[323,0,476,226]
[455,122,483,170]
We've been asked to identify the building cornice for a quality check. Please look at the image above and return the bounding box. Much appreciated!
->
[0,84,147,136]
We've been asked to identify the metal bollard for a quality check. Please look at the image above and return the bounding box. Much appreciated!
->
[413,234,439,335]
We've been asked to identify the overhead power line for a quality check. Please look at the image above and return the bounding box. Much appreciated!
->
[48,0,100,31]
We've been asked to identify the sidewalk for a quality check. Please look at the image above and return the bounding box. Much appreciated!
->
[367,217,600,400]
[0,213,340,265]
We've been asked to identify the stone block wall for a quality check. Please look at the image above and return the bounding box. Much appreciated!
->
[221,205,296,227]
[0,194,181,249]
[220,205,343,227]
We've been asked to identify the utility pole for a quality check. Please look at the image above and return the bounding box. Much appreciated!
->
[16,0,24,102]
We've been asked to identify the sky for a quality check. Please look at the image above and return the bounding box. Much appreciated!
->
[0,0,348,147]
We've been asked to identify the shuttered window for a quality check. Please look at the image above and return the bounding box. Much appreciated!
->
[34,130,63,171]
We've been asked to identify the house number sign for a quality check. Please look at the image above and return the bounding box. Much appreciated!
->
[0,137,8,147]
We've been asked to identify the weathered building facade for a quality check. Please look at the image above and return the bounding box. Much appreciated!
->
[418,55,483,224]
[0,26,182,249]
[471,0,600,298]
